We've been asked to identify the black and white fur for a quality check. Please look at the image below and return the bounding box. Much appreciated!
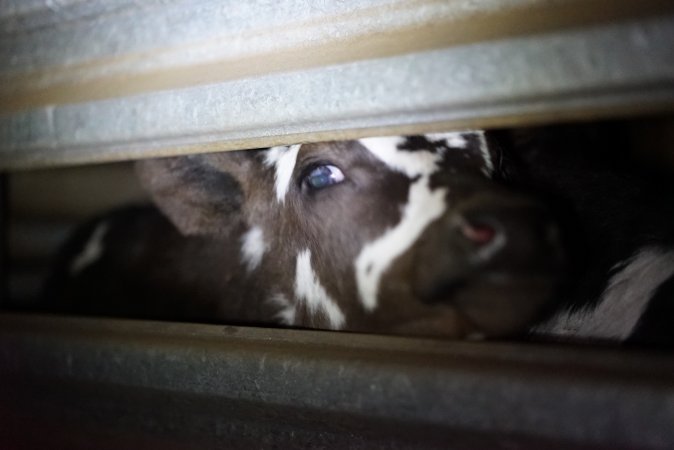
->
[43,131,563,340]
[491,124,674,346]
[43,125,674,345]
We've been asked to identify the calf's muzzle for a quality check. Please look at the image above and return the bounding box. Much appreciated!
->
[412,186,565,336]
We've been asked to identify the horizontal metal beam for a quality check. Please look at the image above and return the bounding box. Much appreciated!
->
[1,1,674,169]
[1,0,671,111]
[1,313,674,448]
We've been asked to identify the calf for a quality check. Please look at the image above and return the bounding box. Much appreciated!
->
[47,125,674,345]
[44,132,564,339]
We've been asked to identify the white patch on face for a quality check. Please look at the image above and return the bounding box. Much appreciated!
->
[532,247,674,341]
[264,144,302,203]
[425,132,468,149]
[355,137,447,311]
[358,137,440,178]
[267,293,296,325]
[240,226,267,272]
[294,249,346,330]
[69,222,109,275]
[360,131,492,177]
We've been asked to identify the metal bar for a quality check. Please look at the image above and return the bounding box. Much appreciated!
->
[1,2,673,169]
[1,313,673,449]
[2,0,671,111]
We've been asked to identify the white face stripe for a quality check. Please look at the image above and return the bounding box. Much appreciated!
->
[267,293,296,325]
[240,226,267,272]
[264,144,301,203]
[294,249,346,330]
[359,131,492,177]
[70,222,109,275]
[424,132,468,149]
[355,137,448,311]
[423,131,492,177]
[358,137,440,178]
[532,247,674,341]
[355,178,447,311]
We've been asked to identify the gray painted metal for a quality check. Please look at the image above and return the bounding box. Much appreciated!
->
[0,1,673,169]
[1,313,674,449]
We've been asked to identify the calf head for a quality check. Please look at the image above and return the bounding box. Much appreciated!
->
[136,132,564,338]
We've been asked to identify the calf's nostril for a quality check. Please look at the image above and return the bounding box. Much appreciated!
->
[460,221,496,245]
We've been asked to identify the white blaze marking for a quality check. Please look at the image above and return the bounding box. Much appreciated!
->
[359,137,440,178]
[69,222,109,275]
[240,226,267,272]
[356,137,448,311]
[268,293,296,325]
[425,132,468,149]
[294,249,346,330]
[264,144,301,203]
[532,247,674,341]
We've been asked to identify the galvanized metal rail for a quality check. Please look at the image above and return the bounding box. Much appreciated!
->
[1,0,674,169]
[1,313,673,449]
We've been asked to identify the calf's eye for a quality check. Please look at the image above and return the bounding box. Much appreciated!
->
[303,164,345,190]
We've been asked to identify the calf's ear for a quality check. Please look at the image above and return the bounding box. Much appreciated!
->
[135,155,244,236]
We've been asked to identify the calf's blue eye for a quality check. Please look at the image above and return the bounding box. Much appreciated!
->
[304,165,345,190]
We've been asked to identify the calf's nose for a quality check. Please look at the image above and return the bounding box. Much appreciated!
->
[411,196,565,336]
[458,219,497,246]
[450,199,563,269]
[412,195,564,303]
